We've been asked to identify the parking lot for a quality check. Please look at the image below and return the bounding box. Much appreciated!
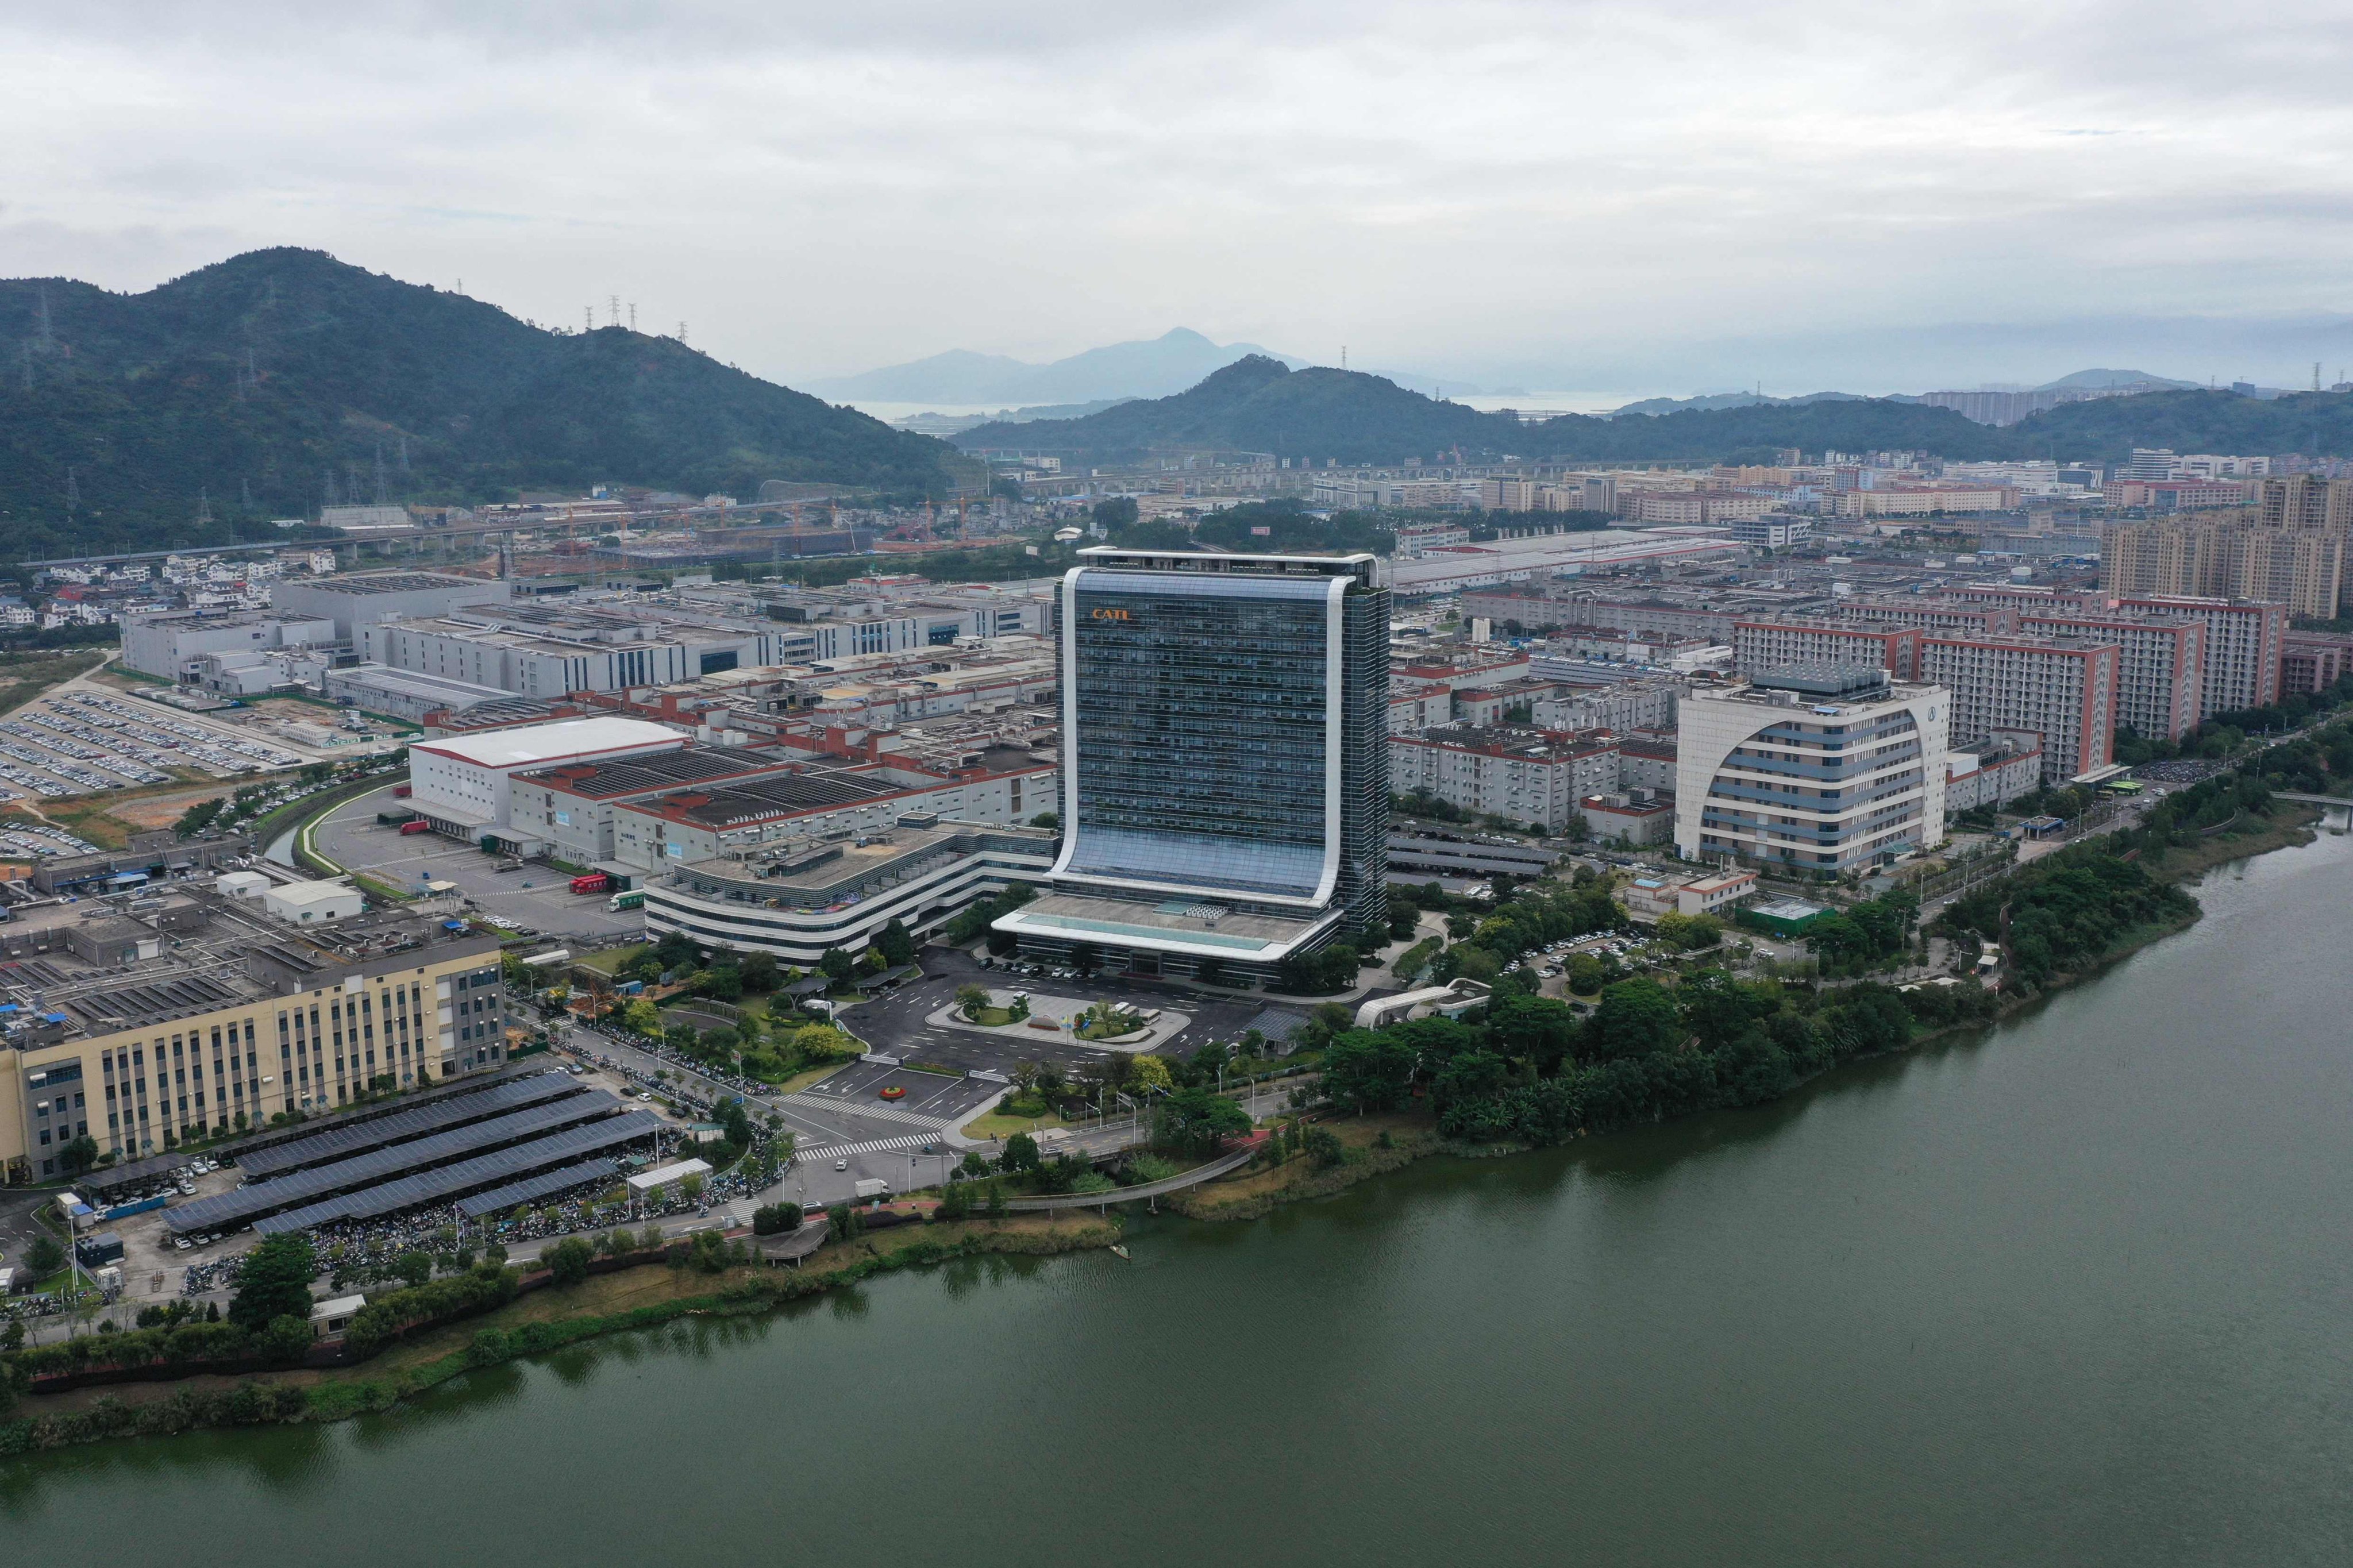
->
[314,787,646,940]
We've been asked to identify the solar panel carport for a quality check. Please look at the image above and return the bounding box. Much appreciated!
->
[166,1092,626,1235]
[251,1118,658,1235]
[456,1158,623,1220]
[214,1063,540,1165]
[237,1073,584,1178]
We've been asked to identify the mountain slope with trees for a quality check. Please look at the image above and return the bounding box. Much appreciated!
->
[960,358,2014,465]
[961,356,2353,469]
[0,249,959,558]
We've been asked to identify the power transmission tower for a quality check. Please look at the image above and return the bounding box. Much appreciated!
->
[65,467,79,522]
[33,288,53,354]
[584,305,594,333]
[609,295,619,328]
[373,443,390,505]
[628,302,637,332]
[677,321,688,346]
[242,477,253,511]
[197,489,213,526]
[398,433,410,475]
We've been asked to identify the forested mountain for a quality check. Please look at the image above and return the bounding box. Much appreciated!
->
[0,249,958,559]
[960,356,2353,469]
[957,357,2012,464]
[2005,388,2353,463]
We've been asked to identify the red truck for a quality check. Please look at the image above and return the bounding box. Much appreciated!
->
[570,872,610,895]
[391,784,413,798]
[399,820,432,835]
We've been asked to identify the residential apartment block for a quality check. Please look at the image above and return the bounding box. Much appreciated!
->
[1390,725,1625,832]
[1734,619,1922,680]
[2017,614,2204,742]
[1920,635,2127,781]
[2112,596,2285,717]
[1916,635,2118,783]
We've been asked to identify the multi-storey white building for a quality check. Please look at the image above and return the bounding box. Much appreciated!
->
[1735,619,1923,680]
[1917,635,2118,784]
[1390,725,1624,833]
[1675,668,1949,872]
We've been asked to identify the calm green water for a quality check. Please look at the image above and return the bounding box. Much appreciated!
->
[8,827,2353,1565]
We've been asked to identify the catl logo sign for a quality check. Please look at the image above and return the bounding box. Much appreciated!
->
[1091,607,1134,622]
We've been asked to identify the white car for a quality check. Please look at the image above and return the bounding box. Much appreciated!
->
[833,1158,849,1172]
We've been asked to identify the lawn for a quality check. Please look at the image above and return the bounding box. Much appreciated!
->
[575,944,649,976]
[962,1005,1020,1026]
[959,1104,1082,1141]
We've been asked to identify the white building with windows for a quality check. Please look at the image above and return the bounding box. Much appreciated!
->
[1675,667,1949,872]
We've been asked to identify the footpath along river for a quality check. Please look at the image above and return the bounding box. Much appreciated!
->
[7,821,2353,1564]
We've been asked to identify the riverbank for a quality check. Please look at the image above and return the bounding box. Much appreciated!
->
[0,1212,1116,1454]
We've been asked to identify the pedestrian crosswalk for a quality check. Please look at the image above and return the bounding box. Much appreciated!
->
[781,1093,950,1131]
[796,1131,942,1162]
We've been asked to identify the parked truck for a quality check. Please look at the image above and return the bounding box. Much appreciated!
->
[853,1178,892,1201]
[570,872,611,895]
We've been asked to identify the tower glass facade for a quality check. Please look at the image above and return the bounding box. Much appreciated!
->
[999,549,1389,976]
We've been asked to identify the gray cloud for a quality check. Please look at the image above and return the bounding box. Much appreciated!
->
[8,1,2353,392]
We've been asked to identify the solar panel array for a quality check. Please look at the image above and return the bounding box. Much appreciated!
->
[251,1115,660,1235]
[239,1073,583,1178]
[217,1062,541,1164]
[456,1158,623,1219]
[167,1092,623,1234]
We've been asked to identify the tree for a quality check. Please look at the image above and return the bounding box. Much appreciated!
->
[1484,994,1578,1072]
[1152,1087,1251,1154]
[24,1232,65,1278]
[875,918,916,968]
[1002,1132,1042,1173]
[1029,811,1059,829]
[392,1250,434,1290]
[700,965,744,1003]
[56,1134,98,1177]
[621,999,661,1035]
[955,983,992,1019]
[1092,495,1139,531]
[262,1315,315,1363]
[544,1236,594,1286]
[1127,1054,1174,1096]
[229,1233,317,1329]
[740,952,780,992]
[1301,1126,1345,1169]
[1320,1030,1419,1112]
[1584,978,1685,1062]
[818,948,856,986]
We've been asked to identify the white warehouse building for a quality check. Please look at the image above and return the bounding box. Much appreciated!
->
[406,717,688,844]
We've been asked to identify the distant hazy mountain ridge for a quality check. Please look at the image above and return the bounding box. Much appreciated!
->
[809,328,1303,404]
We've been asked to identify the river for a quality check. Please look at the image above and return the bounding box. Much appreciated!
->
[6,823,2352,1564]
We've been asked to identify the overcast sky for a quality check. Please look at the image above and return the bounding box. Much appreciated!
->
[10,1,2353,395]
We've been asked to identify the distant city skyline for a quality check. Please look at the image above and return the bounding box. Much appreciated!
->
[11,3,2353,395]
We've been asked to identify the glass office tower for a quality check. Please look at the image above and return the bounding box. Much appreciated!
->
[995,548,1390,980]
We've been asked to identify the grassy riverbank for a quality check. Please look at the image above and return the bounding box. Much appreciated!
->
[0,1213,1116,1453]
